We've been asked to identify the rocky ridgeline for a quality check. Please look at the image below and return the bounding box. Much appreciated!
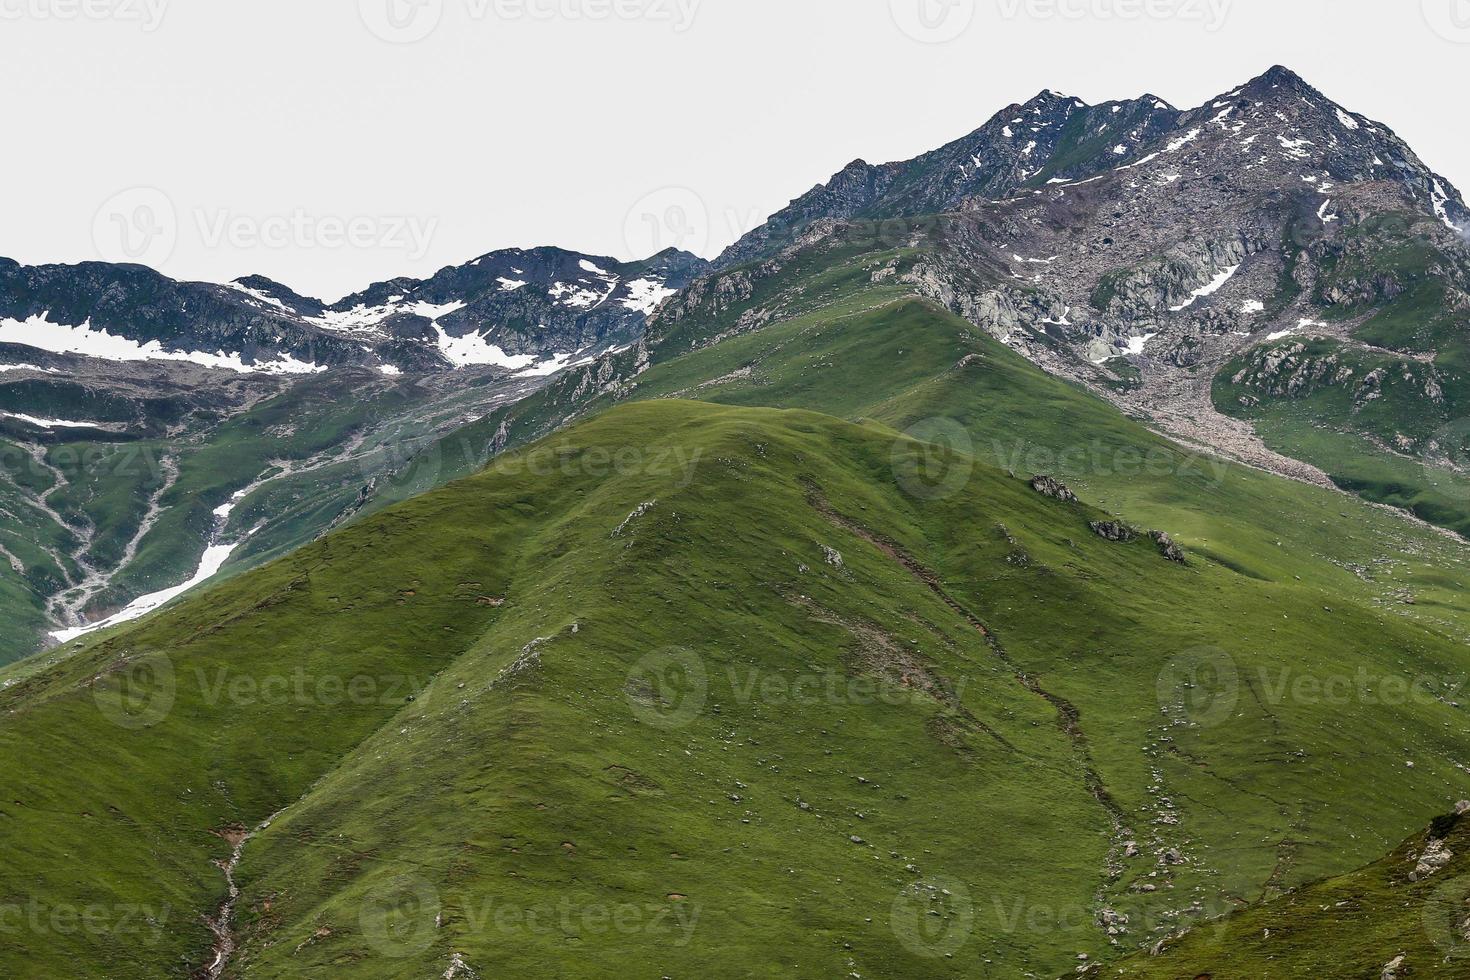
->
[716,88,1181,268]
[0,246,706,376]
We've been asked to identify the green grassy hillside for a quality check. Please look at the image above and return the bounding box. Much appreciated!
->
[3,399,1470,978]
[1115,808,1470,977]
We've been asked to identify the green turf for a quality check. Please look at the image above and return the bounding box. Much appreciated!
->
[1115,809,1470,978]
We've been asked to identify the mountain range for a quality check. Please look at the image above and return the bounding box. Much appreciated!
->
[2,65,1470,978]
[0,245,707,376]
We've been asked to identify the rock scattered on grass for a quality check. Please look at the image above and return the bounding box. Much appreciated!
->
[1029,475,1077,503]
[1151,531,1187,564]
[611,500,657,538]
[1410,838,1453,881]
[1089,520,1137,543]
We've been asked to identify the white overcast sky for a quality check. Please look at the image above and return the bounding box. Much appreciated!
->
[1,0,1466,300]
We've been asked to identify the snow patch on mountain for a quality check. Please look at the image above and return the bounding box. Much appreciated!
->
[225,280,293,312]
[50,495,247,644]
[0,313,325,375]
[621,277,677,314]
[1431,179,1462,233]
[1166,128,1201,153]
[408,300,467,321]
[308,303,402,337]
[432,323,540,370]
[1125,333,1157,355]
[1116,152,1160,172]
[1277,134,1312,159]
[3,412,108,429]
[1169,265,1240,311]
[550,279,617,310]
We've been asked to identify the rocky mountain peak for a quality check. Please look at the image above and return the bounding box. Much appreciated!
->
[1006,89,1091,131]
[1240,64,1318,97]
[714,86,1185,267]
[1019,88,1086,111]
[1159,67,1470,230]
[226,275,325,316]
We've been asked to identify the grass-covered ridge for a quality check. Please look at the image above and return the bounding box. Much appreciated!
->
[3,399,1470,977]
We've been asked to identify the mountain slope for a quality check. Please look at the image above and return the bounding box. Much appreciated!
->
[0,245,705,660]
[5,65,1470,979]
[702,67,1470,539]
[7,345,1470,977]
[718,67,1467,271]
[8,64,1465,665]
[1115,807,1470,977]
[0,361,544,664]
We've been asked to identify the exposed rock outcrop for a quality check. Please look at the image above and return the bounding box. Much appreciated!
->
[1029,475,1078,503]
[1090,521,1137,543]
[1151,531,1187,564]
